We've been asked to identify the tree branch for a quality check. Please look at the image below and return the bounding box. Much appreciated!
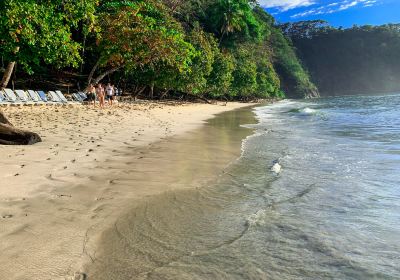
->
[92,65,123,85]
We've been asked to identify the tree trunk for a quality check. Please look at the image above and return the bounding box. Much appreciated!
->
[92,66,122,85]
[149,82,154,99]
[0,111,42,145]
[186,93,213,104]
[159,89,170,100]
[87,59,101,85]
[133,85,147,100]
[1,61,16,89]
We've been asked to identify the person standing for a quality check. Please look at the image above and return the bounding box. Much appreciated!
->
[96,84,105,109]
[87,84,96,108]
[106,83,114,106]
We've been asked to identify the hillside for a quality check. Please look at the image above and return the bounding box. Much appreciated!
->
[281,21,400,96]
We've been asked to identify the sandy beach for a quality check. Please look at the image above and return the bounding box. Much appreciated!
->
[0,102,253,280]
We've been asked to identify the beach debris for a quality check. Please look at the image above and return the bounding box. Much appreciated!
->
[56,194,72,198]
[247,209,267,226]
[271,160,281,174]
[2,214,13,219]
[74,272,87,280]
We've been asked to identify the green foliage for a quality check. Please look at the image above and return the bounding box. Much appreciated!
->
[204,0,264,46]
[230,46,258,99]
[176,26,217,95]
[0,0,97,73]
[96,0,194,72]
[207,51,235,98]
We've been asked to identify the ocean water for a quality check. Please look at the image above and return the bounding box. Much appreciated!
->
[89,94,400,279]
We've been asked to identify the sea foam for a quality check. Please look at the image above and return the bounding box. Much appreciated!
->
[246,210,267,226]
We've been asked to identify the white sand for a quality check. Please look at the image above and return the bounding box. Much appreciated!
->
[0,102,252,280]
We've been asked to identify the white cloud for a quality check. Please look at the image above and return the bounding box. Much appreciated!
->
[258,0,316,11]
[290,0,380,18]
[338,1,358,11]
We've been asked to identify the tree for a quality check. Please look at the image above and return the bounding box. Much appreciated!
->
[176,26,217,96]
[207,51,235,98]
[204,0,263,46]
[0,0,97,89]
[87,0,195,87]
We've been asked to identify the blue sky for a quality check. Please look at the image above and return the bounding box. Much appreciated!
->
[261,0,400,27]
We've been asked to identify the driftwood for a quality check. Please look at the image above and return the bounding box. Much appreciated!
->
[0,111,42,145]
[186,93,213,104]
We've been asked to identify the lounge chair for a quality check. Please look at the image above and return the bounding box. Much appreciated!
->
[2,88,18,102]
[27,90,43,103]
[72,93,84,102]
[0,90,8,104]
[48,91,63,103]
[79,92,88,100]
[37,91,49,102]
[15,90,35,104]
[55,90,69,103]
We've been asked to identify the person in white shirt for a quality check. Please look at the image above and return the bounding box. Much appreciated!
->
[106,83,114,106]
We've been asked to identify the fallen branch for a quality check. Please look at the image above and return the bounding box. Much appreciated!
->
[0,111,42,145]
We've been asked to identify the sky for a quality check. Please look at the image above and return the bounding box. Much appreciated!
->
[261,0,400,27]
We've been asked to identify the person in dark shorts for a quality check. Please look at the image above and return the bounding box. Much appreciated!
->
[86,84,96,107]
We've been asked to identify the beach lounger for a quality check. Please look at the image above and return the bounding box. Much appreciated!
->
[72,93,84,102]
[55,90,69,103]
[14,90,34,103]
[0,90,8,104]
[79,92,88,100]
[72,92,92,103]
[27,90,43,102]
[2,88,18,102]
[37,91,49,102]
[48,91,63,103]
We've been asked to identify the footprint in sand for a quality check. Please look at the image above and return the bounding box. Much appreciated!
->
[56,194,72,198]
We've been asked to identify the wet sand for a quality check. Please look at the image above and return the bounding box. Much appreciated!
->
[0,102,253,279]
[85,107,257,279]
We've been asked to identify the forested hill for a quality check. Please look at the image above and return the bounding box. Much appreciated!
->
[0,0,318,100]
[281,21,400,96]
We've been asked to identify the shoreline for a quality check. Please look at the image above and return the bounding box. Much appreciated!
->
[0,102,255,279]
